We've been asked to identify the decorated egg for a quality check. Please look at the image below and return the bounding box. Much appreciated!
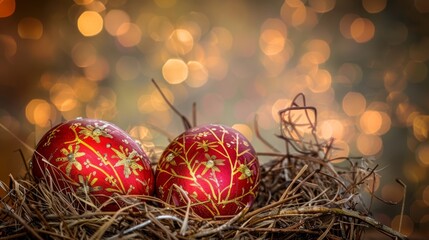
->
[155,124,260,219]
[31,118,154,209]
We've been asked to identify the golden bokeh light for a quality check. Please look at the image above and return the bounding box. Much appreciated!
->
[186,61,208,88]
[359,110,383,134]
[209,27,234,51]
[271,98,291,123]
[308,0,335,13]
[25,99,56,127]
[72,77,97,102]
[150,87,174,111]
[71,42,97,68]
[384,70,407,92]
[85,87,117,120]
[306,69,332,93]
[166,29,194,55]
[350,17,375,43]
[0,35,17,58]
[362,0,387,14]
[205,56,228,81]
[0,0,15,18]
[339,13,359,39]
[77,11,103,37]
[413,115,429,141]
[232,123,253,142]
[319,119,344,140]
[18,17,43,40]
[162,58,188,84]
[304,39,330,64]
[356,133,382,156]
[417,143,429,166]
[117,23,142,47]
[104,9,130,36]
[259,29,285,56]
[50,83,78,112]
[147,16,174,42]
[84,57,110,81]
[342,91,366,117]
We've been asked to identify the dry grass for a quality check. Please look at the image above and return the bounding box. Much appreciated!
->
[0,92,408,239]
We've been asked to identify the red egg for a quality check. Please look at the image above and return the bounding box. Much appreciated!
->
[31,118,154,209]
[155,124,260,219]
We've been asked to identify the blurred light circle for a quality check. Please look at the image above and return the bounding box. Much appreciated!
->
[259,29,285,56]
[0,0,15,18]
[104,9,130,36]
[162,58,188,84]
[356,134,383,156]
[186,61,208,88]
[18,17,43,40]
[350,17,375,43]
[117,23,142,47]
[342,91,366,117]
[166,29,194,55]
[77,11,103,37]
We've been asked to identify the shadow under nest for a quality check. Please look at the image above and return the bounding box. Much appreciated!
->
[0,91,407,240]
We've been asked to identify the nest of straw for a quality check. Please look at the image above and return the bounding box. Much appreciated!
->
[0,92,407,240]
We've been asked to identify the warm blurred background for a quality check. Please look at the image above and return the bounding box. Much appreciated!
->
[0,0,428,237]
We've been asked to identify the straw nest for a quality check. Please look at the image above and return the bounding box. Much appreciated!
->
[0,91,407,240]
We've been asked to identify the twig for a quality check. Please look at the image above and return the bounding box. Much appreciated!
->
[279,206,408,240]
[192,204,249,238]
[151,78,192,130]
[396,178,407,234]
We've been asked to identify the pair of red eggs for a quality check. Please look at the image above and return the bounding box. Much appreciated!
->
[31,118,260,219]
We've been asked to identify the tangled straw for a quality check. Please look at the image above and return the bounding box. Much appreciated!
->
[0,88,407,239]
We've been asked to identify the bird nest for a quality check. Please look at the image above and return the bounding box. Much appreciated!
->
[0,89,407,239]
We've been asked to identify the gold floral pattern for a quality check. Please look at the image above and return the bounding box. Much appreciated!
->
[196,140,218,152]
[79,123,112,143]
[201,153,225,175]
[33,118,154,206]
[155,124,260,218]
[56,144,84,176]
[112,146,144,178]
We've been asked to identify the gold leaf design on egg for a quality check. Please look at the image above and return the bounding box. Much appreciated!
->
[76,174,102,198]
[43,128,60,147]
[238,164,253,183]
[196,140,218,152]
[56,144,84,176]
[201,153,225,175]
[112,145,144,178]
[79,123,112,143]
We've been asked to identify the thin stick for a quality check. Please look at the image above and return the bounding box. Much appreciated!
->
[396,178,407,234]
[192,102,197,127]
[151,79,192,130]
[1,208,44,240]
[173,184,191,235]
[192,204,248,238]
[279,206,408,240]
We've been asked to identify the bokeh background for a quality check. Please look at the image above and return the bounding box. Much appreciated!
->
[1,0,429,237]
